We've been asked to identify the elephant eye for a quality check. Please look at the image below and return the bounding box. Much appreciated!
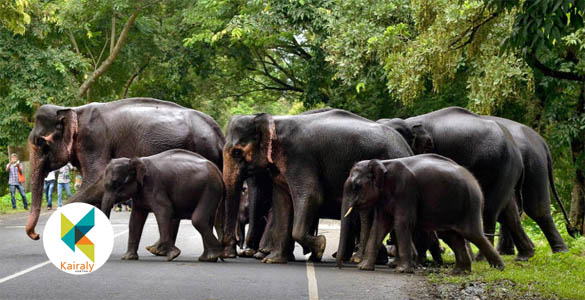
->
[353,183,360,191]
[233,149,243,158]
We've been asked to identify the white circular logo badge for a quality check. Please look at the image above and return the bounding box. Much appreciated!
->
[43,203,114,275]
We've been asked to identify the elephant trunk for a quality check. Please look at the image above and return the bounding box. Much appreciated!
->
[245,173,272,250]
[337,197,355,268]
[101,191,116,219]
[25,143,48,240]
[222,151,243,255]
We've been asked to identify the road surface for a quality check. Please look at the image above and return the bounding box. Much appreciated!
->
[0,210,425,299]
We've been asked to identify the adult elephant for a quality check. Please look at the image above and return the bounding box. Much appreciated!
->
[221,109,413,263]
[378,106,535,261]
[484,116,574,253]
[25,98,224,241]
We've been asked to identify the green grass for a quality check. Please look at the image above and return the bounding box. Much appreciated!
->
[0,192,31,214]
[0,183,77,214]
[428,217,585,300]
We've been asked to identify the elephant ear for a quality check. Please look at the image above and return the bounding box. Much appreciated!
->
[411,124,434,154]
[130,158,147,186]
[254,113,276,164]
[56,109,78,155]
[368,159,387,190]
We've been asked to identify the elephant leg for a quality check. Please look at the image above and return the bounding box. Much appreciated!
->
[147,218,180,257]
[245,173,272,253]
[153,206,181,262]
[523,191,568,253]
[383,216,410,272]
[476,207,498,261]
[531,213,568,253]
[291,191,325,262]
[496,224,516,255]
[499,200,535,261]
[440,231,472,275]
[460,223,504,270]
[351,209,372,264]
[193,191,222,262]
[262,176,294,264]
[258,208,274,254]
[426,232,443,265]
[122,208,148,260]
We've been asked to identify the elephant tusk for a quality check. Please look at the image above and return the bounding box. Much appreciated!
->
[42,133,55,145]
[344,206,353,218]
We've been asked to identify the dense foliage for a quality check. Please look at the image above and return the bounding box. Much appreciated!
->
[0,0,583,234]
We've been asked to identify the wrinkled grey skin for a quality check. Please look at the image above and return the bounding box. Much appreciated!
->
[101,150,224,262]
[483,116,573,254]
[339,155,505,274]
[26,98,224,241]
[222,109,413,264]
[378,106,535,261]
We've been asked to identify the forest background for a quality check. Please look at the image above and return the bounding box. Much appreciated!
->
[0,0,584,235]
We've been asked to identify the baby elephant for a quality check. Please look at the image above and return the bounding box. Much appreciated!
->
[101,149,224,262]
[338,154,504,274]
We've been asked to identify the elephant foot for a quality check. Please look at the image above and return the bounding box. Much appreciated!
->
[349,253,362,264]
[166,246,181,262]
[309,235,326,262]
[121,252,139,260]
[497,247,516,256]
[551,245,569,253]
[254,251,267,260]
[396,265,414,274]
[199,249,222,262]
[261,253,288,264]
[515,250,535,261]
[237,248,257,257]
[450,266,471,275]
[357,260,375,271]
[221,246,237,259]
[146,243,166,256]
[258,247,271,254]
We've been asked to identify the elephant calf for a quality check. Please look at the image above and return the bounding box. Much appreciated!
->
[101,149,224,262]
[338,154,504,274]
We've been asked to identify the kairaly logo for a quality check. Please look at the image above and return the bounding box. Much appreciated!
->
[43,203,114,275]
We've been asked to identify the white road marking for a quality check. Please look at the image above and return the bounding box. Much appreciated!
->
[306,260,319,300]
[0,229,129,284]
[0,261,52,284]
[3,226,25,229]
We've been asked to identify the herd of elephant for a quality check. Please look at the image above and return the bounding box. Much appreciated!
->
[23,98,574,274]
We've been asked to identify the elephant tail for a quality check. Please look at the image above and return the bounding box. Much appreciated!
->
[546,145,576,238]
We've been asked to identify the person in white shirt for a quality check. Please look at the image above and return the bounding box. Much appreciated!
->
[44,170,56,210]
[57,163,73,207]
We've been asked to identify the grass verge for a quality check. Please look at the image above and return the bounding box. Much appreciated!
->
[428,217,585,299]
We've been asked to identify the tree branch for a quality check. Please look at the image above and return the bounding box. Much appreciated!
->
[450,13,498,50]
[121,59,150,98]
[68,30,80,54]
[78,7,141,97]
[110,11,116,55]
[526,51,585,81]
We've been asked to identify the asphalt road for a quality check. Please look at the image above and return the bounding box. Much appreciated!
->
[0,210,424,300]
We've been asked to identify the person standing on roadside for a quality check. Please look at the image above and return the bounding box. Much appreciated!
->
[5,153,28,210]
[57,163,73,207]
[44,170,56,210]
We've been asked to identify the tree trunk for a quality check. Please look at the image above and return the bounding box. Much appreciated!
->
[569,80,585,234]
[77,8,141,98]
